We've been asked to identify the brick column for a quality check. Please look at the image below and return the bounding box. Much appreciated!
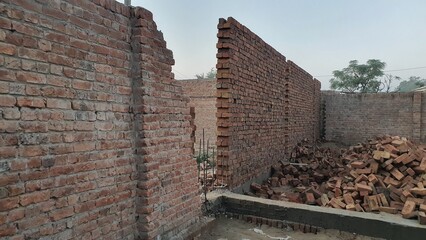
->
[413,92,422,142]
[216,18,233,187]
[284,67,291,156]
[130,7,200,239]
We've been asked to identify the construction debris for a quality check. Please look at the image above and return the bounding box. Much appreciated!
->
[249,136,426,225]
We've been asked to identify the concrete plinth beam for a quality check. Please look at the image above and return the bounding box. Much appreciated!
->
[208,191,426,240]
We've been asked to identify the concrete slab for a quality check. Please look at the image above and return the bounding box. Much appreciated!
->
[207,191,426,240]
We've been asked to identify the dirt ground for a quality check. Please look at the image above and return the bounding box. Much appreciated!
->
[199,217,383,240]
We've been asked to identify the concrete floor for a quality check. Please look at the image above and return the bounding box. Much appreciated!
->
[200,217,383,240]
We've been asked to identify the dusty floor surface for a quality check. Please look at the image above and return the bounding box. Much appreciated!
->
[199,217,383,240]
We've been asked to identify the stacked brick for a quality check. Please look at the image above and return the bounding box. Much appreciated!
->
[0,0,200,239]
[179,79,217,152]
[216,17,321,188]
[323,92,425,145]
[421,93,426,142]
[287,61,321,148]
[131,8,200,239]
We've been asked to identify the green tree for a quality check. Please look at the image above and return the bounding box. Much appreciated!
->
[395,76,426,92]
[330,59,386,93]
[195,68,216,79]
[382,74,400,93]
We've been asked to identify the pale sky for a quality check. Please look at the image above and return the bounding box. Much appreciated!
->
[117,0,426,90]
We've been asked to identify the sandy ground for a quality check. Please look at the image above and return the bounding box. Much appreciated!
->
[199,217,383,240]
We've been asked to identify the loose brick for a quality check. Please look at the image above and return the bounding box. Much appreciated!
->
[419,211,426,225]
[401,201,416,219]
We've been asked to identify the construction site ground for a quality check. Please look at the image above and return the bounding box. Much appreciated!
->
[199,216,382,240]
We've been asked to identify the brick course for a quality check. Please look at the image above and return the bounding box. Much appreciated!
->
[216,17,321,188]
[422,93,426,142]
[179,79,217,152]
[323,91,425,145]
[0,0,199,239]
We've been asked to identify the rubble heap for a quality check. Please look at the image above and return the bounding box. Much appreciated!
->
[250,136,426,224]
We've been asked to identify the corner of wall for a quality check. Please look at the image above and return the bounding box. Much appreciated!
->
[216,17,234,187]
[129,6,201,239]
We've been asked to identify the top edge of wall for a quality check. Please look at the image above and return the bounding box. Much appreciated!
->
[88,0,155,20]
[218,17,322,83]
[218,17,287,62]
[178,78,216,82]
[321,91,418,97]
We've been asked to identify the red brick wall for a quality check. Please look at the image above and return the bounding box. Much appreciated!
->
[179,79,217,152]
[0,0,199,239]
[216,17,321,188]
[323,91,425,144]
[287,61,322,148]
[132,8,200,239]
[422,93,426,142]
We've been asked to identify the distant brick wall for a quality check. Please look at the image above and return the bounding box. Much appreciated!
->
[323,91,425,145]
[179,79,217,152]
[0,0,199,239]
[422,93,426,142]
[216,17,321,188]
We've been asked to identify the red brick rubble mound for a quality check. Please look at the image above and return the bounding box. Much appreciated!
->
[251,136,426,224]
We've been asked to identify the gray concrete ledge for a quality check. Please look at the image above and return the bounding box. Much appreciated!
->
[209,191,426,240]
[232,168,272,194]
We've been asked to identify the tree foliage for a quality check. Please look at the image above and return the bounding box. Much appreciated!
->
[195,68,216,79]
[395,76,426,92]
[330,59,387,93]
[382,74,400,93]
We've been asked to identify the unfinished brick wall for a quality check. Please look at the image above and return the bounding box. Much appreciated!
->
[287,61,321,148]
[0,0,199,239]
[422,93,426,142]
[179,79,217,152]
[323,92,425,145]
[132,8,200,239]
[216,17,321,188]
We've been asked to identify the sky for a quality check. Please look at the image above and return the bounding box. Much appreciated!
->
[117,0,426,90]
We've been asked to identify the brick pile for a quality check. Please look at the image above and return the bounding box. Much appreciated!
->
[216,17,321,189]
[251,136,426,224]
[0,0,200,239]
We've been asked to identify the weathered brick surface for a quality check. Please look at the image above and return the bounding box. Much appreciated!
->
[287,61,321,148]
[179,79,217,152]
[131,8,200,240]
[216,17,321,188]
[421,92,426,142]
[323,91,425,144]
[0,0,200,239]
